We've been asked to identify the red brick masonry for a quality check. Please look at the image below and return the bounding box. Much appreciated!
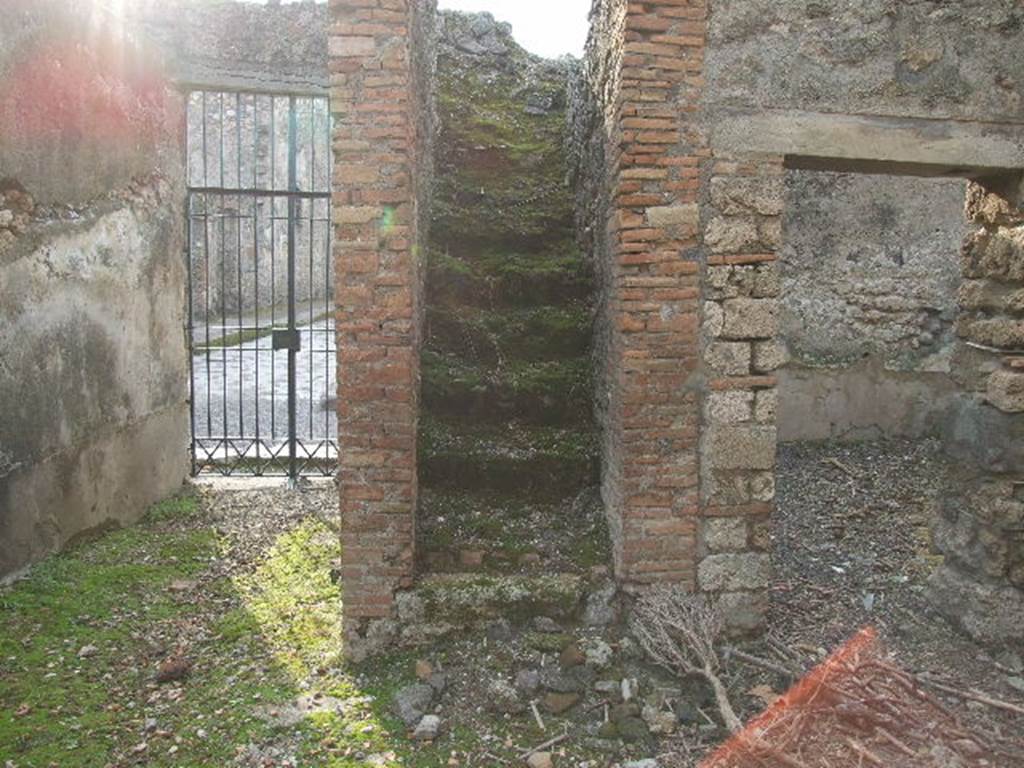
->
[330,0,422,644]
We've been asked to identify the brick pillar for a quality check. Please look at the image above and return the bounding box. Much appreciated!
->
[698,155,784,633]
[603,0,709,586]
[600,1,781,632]
[330,0,422,657]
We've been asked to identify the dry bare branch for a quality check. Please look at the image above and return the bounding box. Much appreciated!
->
[631,585,743,733]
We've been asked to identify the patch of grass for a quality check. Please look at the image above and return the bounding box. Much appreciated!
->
[0,525,219,766]
[230,519,343,677]
[144,488,201,523]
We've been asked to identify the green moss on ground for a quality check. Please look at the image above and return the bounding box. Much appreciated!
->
[417,487,611,574]
[431,53,573,247]
[426,246,594,308]
[415,573,584,625]
[421,17,612,580]
[0,493,535,768]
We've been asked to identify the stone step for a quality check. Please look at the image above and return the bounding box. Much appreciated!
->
[417,487,610,576]
[426,303,592,363]
[427,247,593,308]
[398,572,587,629]
[418,418,599,496]
[421,350,592,426]
[431,185,576,252]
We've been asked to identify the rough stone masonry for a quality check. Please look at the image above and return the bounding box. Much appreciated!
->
[330,0,1024,653]
[571,0,1024,644]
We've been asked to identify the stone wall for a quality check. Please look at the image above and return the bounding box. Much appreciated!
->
[929,177,1024,650]
[0,0,189,579]
[129,0,329,95]
[330,0,437,659]
[133,0,335,320]
[572,0,1024,642]
[778,172,967,442]
[704,0,1024,124]
[574,92,970,446]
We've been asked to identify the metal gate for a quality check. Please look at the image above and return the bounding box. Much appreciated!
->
[185,90,335,479]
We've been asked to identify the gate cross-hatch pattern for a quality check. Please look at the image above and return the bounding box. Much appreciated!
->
[186,90,336,478]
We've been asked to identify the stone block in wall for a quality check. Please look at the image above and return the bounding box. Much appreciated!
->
[961,227,1024,283]
[704,517,747,552]
[749,515,773,549]
[710,176,784,217]
[645,203,699,233]
[720,298,779,340]
[957,317,1024,349]
[932,509,1013,582]
[752,340,788,373]
[707,472,754,506]
[987,369,1024,413]
[708,425,776,470]
[705,217,761,254]
[706,263,780,300]
[759,218,782,250]
[706,470,776,507]
[966,178,1024,228]
[754,390,777,423]
[698,553,771,592]
[708,391,754,424]
[706,342,751,376]
[958,280,1024,315]
[942,395,1024,475]
[750,472,775,504]
[928,565,1024,650]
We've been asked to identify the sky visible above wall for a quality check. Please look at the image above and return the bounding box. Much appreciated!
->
[235,0,590,58]
[438,0,589,58]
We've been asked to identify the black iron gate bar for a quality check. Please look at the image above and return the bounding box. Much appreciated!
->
[185,89,335,479]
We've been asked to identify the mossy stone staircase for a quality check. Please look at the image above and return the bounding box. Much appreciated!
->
[417,33,609,581]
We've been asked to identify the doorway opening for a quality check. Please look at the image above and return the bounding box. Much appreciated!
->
[185,90,336,479]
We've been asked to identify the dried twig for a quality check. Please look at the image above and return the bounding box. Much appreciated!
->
[876,727,917,758]
[919,674,1024,716]
[529,700,546,732]
[725,646,801,679]
[518,732,568,760]
[822,457,861,478]
[845,737,884,766]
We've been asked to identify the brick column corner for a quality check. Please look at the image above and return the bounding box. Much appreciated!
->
[603,0,710,589]
[599,1,782,636]
[330,0,426,660]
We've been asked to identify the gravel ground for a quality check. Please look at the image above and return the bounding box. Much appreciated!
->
[187,439,1024,767]
[769,438,1024,760]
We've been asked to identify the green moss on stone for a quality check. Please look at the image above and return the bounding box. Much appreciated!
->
[415,573,584,624]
